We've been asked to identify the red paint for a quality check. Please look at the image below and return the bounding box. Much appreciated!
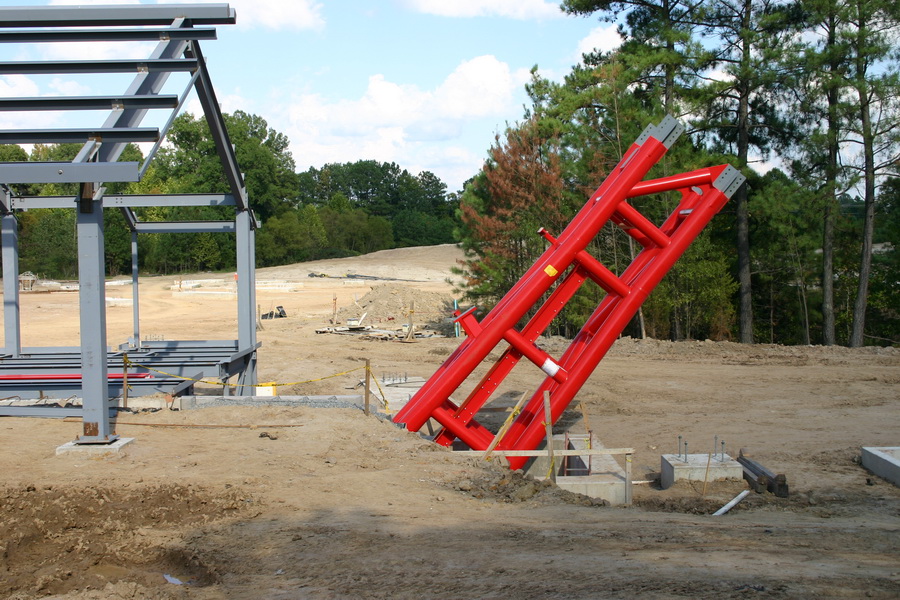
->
[394,119,741,468]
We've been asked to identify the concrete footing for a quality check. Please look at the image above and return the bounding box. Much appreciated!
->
[177,395,366,411]
[526,434,630,505]
[56,437,135,455]
[661,453,743,489]
[862,447,900,487]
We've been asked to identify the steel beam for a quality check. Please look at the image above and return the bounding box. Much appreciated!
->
[88,26,191,166]
[75,193,116,443]
[134,221,236,234]
[0,128,158,144]
[189,41,251,217]
[0,58,198,75]
[107,193,237,207]
[9,193,237,209]
[1,209,20,357]
[0,27,218,43]
[0,5,236,27]
[0,162,141,184]
[0,95,179,111]
[0,406,118,418]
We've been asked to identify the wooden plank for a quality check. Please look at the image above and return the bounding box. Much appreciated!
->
[457,448,634,457]
[482,391,528,459]
[543,391,556,484]
[625,453,633,505]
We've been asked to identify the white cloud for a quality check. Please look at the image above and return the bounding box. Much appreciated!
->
[41,40,157,62]
[275,55,525,189]
[706,68,735,83]
[434,55,525,118]
[0,76,68,129]
[403,0,563,20]
[48,78,91,96]
[0,75,40,98]
[220,0,325,31]
[577,23,623,57]
[184,90,253,118]
[49,0,135,4]
[749,155,782,176]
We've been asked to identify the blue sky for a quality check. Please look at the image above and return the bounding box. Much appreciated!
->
[0,0,624,193]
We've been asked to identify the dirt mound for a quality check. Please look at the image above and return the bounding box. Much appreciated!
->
[257,243,464,283]
[0,483,251,598]
[336,282,455,328]
[540,334,899,365]
[450,465,609,506]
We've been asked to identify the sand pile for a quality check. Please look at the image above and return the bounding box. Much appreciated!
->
[336,283,456,327]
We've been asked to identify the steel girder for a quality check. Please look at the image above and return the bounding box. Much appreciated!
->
[0,4,257,442]
[394,117,746,469]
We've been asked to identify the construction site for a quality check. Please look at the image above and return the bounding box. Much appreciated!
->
[2,244,899,599]
[0,3,898,600]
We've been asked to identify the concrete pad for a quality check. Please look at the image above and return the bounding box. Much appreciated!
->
[861,447,900,487]
[178,394,366,411]
[661,453,743,489]
[56,437,135,456]
[526,434,630,505]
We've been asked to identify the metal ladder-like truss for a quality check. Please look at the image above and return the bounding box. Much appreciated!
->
[394,117,745,469]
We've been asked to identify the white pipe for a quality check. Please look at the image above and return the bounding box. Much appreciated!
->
[712,490,750,516]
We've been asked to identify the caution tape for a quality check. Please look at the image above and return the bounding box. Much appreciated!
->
[266,366,367,388]
[367,370,389,412]
[121,356,388,409]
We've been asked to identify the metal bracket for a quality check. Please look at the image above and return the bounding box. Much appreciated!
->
[713,164,746,198]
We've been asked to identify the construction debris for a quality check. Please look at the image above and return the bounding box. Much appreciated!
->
[314,325,442,341]
[260,306,288,320]
[335,283,453,329]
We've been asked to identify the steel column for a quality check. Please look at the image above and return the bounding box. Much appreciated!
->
[235,209,257,394]
[75,193,116,443]
[2,209,21,356]
[131,231,140,348]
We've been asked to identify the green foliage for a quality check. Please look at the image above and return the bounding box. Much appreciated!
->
[318,206,394,256]
[18,209,77,278]
[867,176,900,343]
[456,117,568,316]
[256,205,328,266]
[644,232,738,340]
[294,160,455,249]
[155,111,298,221]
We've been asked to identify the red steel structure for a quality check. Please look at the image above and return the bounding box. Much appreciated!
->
[393,116,745,468]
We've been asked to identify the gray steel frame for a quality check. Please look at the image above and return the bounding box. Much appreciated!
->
[0,4,258,441]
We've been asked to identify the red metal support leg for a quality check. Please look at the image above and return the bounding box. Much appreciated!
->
[393,116,745,466]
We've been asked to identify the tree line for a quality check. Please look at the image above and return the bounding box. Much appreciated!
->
[1,0,897,347]
[0,111,456,278]
[457,0,898,347]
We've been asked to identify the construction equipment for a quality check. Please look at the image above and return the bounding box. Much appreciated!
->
[393,116,745,469]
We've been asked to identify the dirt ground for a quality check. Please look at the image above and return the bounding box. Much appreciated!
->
[1,243,899,599]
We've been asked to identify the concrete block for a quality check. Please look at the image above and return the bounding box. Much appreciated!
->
[527,434,630,505]
[861,447,900,487]
[56,437,135,455]
[661,453,742,489]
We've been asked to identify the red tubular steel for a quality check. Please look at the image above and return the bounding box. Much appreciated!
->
[394,118,677,432]
[0,373,152,380]
[393,116,745,466]
[499,169,735,468]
